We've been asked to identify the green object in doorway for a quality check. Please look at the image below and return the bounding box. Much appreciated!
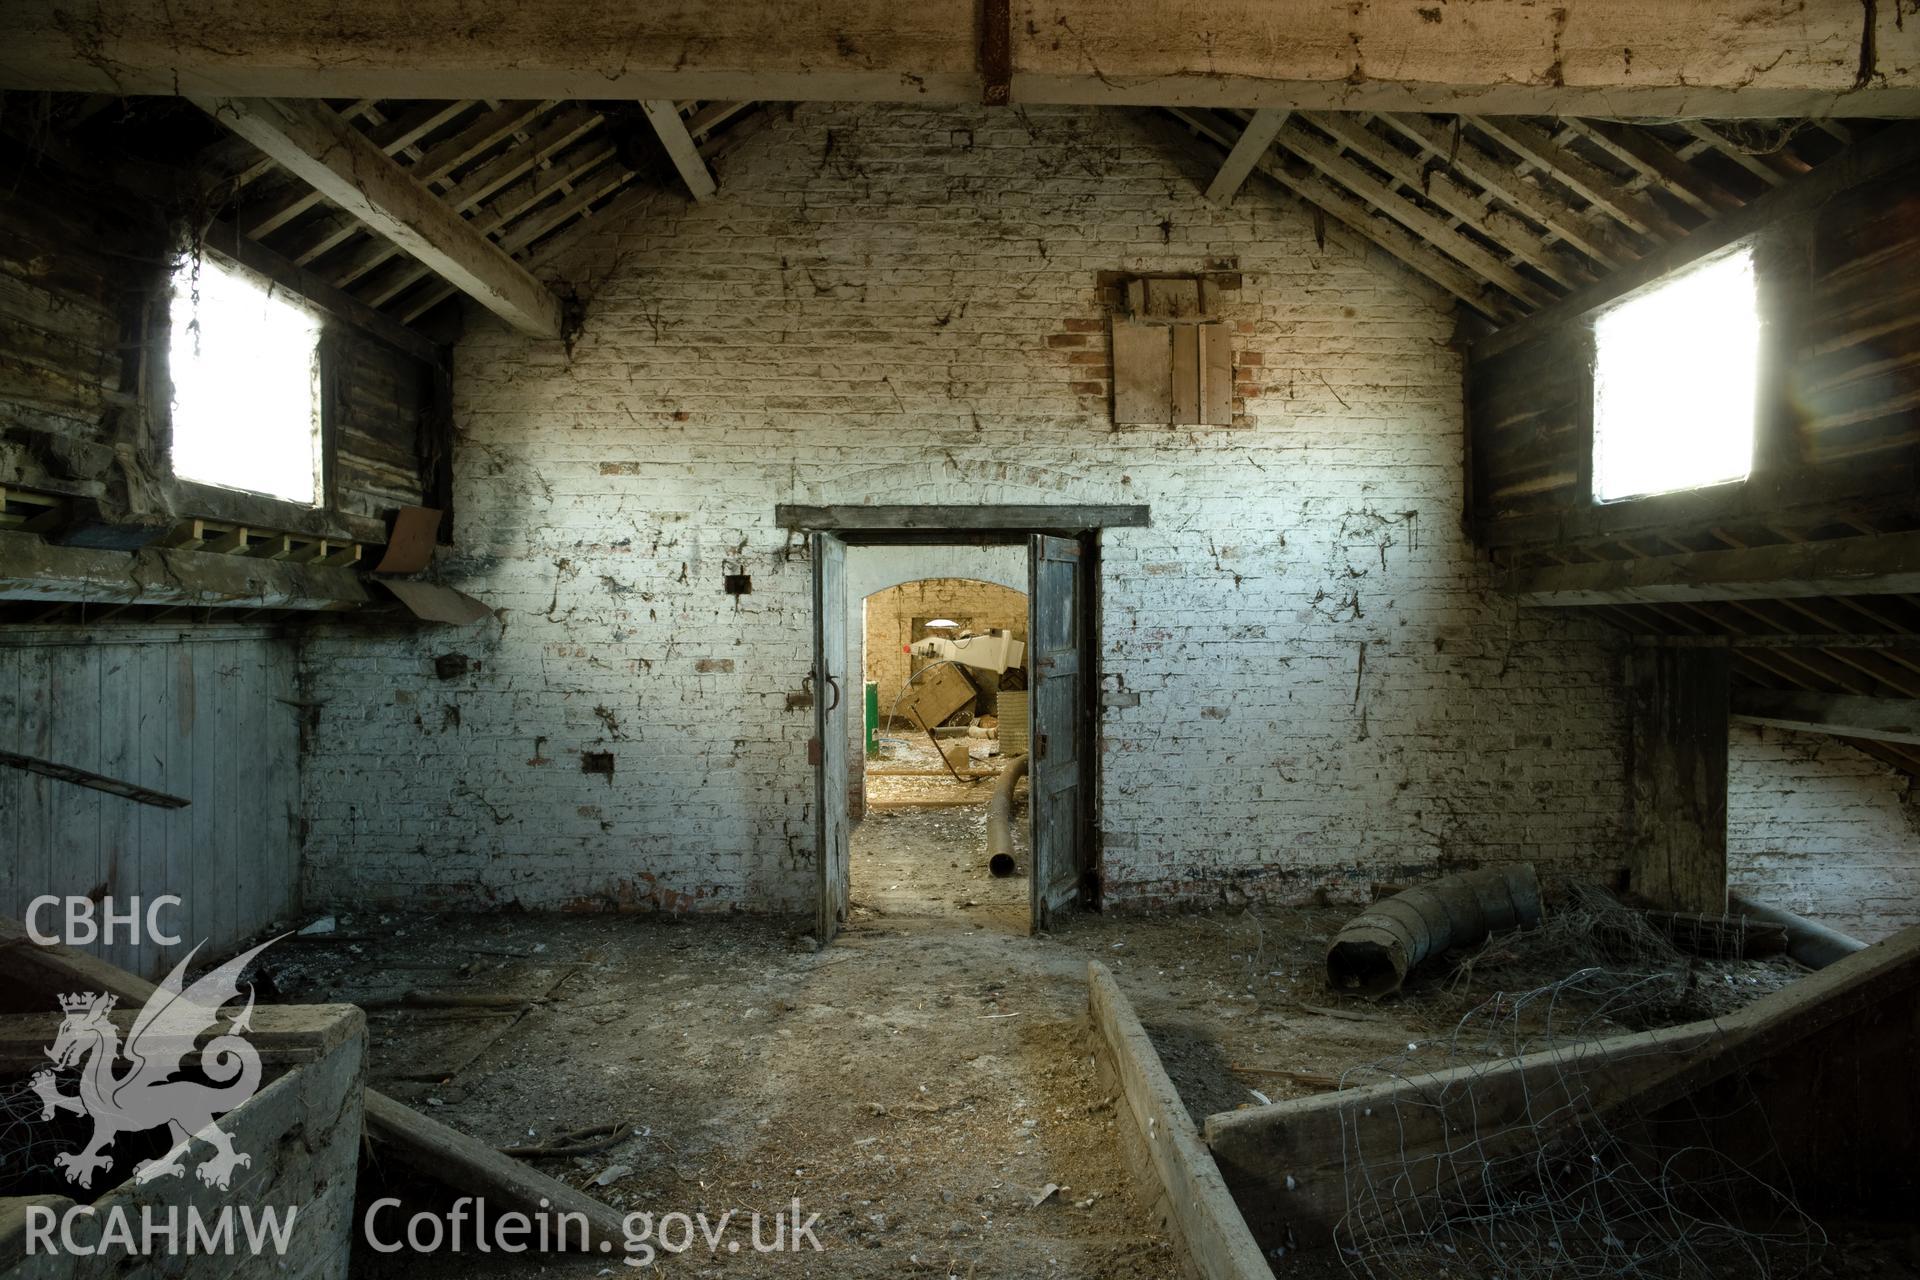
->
[865,681,880,755]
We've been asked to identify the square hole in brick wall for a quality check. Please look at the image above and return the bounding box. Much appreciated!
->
[724,573,752,595]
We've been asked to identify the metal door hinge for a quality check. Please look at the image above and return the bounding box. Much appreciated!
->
[807,738,823,765]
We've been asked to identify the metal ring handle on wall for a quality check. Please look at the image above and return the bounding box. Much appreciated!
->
[824,675,841,711]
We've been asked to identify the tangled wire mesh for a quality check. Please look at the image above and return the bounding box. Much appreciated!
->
[1332,887,1825,1280]
[0,1071,72,1195]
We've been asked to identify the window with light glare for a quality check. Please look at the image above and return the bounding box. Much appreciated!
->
[1592,248,1760,503]
[167,256,323,505]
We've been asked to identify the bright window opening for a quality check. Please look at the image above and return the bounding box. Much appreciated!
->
[1592,248,1760,503]
[168,256,322,505]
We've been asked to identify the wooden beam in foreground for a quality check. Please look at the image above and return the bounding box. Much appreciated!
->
[1203,109,1288,206]
[1087,962,1270,1280]
[1732,688,1920,745]
[195,98,566,339]
[3,2,1915,117]
[640,100,718,201]
[1503,529,1920,607]
[1205,924,1920,1252]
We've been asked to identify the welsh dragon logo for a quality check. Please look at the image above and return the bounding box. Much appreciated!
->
[31,937,280,1192]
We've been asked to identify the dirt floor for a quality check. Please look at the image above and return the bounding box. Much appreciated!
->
[265,807,1239,1279]
[854,733,1027,933]
[250,836,1878,1279]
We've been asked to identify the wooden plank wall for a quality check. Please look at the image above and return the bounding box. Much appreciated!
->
[0,626,302,979]
[329,329,437,523]
[1627,647,1731,912]
[0,134,438,531]
[0,141,161,500]
[1465,161,1920,556]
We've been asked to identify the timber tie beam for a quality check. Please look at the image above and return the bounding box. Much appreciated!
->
[1732,689,1920,745]
[1,2,1915,117]
[1503,530,1920,607]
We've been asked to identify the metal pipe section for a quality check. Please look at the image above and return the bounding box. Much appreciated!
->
[1727,891,1868,970]
[986,754,1028,878]
[1327,864,1544,998]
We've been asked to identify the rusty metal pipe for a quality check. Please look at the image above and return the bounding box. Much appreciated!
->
[986,754,1028,877]
[1327,864,1545,998]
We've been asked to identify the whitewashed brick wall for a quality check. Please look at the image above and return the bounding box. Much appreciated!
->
[1729,724,1920,942]
[300,103,1629,915]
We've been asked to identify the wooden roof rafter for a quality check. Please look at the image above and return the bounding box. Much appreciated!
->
[1158,105,1864,329]
[200,97,769,338]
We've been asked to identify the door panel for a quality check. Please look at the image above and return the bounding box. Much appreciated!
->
[1029,533,1088,932]
[812,532,850,943]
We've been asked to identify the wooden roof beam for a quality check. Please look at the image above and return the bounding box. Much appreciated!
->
[410,101,555,191]
[391,158,636,322]
[1305,112,1591,291]
[1202,108,1289,206]
[1680,120,1806,187]
[1506,529,1920,607]
[1373,113,1642,271]
[1166,107,1516,322]
[7,1,1917,116]
[1159,108,1505,322]
[242,100,474,240]
[1477,122,1920,359]
[360,140,626,307]
[1274,119,1555,311]
[1562,118,1743,218]
[1732,689,1920,745]
[685,101,753,141]
[199,97,566,339]
[1470,116,1689,242]
[327,109,605,291]
[640,100,717,202]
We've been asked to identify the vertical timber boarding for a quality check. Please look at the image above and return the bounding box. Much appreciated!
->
[812,533,850,943]
[1627,647,1731,913]
[1028,533,1095,932]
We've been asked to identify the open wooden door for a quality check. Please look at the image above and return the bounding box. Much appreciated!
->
[1028,533,1092,932]
[812,532,850,943]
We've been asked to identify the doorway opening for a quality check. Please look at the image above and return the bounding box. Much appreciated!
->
[802,513,1122,946]
[855,571,1031,933]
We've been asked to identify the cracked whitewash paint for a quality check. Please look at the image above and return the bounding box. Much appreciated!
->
[1730,724,1920,942]
[301,103,1628,915]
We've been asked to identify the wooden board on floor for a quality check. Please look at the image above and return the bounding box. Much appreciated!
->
[1086,961,1271,1280]
[363,1088,633,1254]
